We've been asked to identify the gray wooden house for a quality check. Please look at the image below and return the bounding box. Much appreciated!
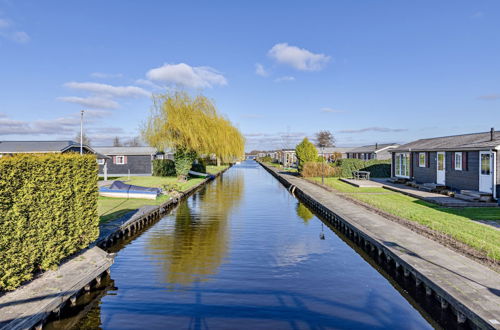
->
[0,140,97,156]
[346,143,399,160]
[93,146,171,177]
[390,129,499,200]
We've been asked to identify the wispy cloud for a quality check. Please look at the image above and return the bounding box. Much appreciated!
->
[241,114,264,119]
[0,16,30,44]
[471,11,484,19]
[255,63,269,77]
[274,76,295,82]
[146,63,227,88]
[321,107,345,113]
[64,82,150,98]
[477,93,500,100]
[339,127,408,133]
[268,43,331,71]
[57,96,119,109]
[90,72,124,79]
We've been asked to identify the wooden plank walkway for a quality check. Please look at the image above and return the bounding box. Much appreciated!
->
[0,247,113,330]
[263,164,500,329]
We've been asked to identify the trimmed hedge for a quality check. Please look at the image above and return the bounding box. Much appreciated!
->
[152,159,176,177]
[335,159,391,178]
[0,154,99,290]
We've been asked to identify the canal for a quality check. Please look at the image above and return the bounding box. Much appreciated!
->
[48,160,436,329]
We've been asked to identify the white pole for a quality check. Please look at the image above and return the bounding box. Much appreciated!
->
[80,110,84,155]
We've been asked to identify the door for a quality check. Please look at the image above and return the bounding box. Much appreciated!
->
[479,151,493,193]
[436,152,446,185]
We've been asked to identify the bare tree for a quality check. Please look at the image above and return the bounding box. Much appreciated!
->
[113,136,123,147]
[75,132,91,146]
[125,136,142,147]
[315,130,335,148]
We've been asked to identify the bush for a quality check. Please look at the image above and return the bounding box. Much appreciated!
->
[301,161,339,178]
[191,158,206,173]
[152,159,176,177]
[174,149,197,180]
[335,159,391,178]
[0,154,99,290]
[258,156,273,163]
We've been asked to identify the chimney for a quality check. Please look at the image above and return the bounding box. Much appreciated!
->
[491,127,495,141]
[375,142,378,150]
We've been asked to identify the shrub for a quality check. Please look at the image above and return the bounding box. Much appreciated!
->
[152,159,176,177]
[258,156,273,163]
[0,154,99,291]
[174,149,197,180]
[295,138,318,172]
[301,161,339,178]
[335,159,391,178]
[191,158,207,173]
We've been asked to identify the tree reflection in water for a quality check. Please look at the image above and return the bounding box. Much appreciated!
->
[147,171,244,287]
[296,202,314,224]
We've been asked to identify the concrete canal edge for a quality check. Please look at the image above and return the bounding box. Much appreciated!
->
[0,167,230,330]
[259,162,500,330]
[95,165,232,249]
[0,247,113,330]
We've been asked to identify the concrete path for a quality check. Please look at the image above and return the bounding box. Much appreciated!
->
[0,247,113,330]
[271,168,500,328]
[373,178,498,207]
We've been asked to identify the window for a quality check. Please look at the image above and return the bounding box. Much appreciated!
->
[115,156,125,165]
[454,152,462,171]
[418,152,426,167]
[395,153,410,177]
[437,153,445,171]
[97,158,105,165]
[481,154,491,175]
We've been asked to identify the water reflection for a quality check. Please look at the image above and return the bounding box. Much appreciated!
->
[146,171,244,286]
[296,202,313,224]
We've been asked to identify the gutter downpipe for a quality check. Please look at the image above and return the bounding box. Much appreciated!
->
[493,148,497,201]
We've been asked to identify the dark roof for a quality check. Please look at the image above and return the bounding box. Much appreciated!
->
[392,131,500,152]
[349,143,399,153]
[93,146,160,156]
[0,141,95,154]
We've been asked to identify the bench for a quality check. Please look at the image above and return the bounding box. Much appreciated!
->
[353,170,370,180]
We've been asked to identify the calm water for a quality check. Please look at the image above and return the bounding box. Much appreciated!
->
[50,161,434,329]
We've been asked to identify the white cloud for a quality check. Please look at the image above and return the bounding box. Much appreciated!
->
[90,72,124,79]
[0,17,30,43]
[274,76,295,82]
[0,112,6,118]
[255,63,268,77]
[339,127,407,133]
[57,96,119,109]
[0,18,10,29]
[268,43,331,71]
[146,63,227,88]
[64,82,150,98]
[321,107,345,113]
[135,78,164,90]
[478,93,500,100]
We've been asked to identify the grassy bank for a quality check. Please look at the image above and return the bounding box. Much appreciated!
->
[309,177,500,261]
[99,166,229,223]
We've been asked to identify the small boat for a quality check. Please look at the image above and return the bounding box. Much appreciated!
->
[188,170,214,178]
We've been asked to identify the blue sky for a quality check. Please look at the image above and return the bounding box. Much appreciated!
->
[0,1,499,151]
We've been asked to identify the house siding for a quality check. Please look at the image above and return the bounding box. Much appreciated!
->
[99,154,153,176]
[412,152,437,184]
[496,150,500,199]
[444,151,479,192]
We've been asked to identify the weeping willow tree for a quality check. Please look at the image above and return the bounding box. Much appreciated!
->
[142,91,245,180]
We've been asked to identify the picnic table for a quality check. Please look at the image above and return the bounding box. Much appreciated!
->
[353,170,370,180]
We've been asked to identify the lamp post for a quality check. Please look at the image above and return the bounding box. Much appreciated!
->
[80,110,84,155]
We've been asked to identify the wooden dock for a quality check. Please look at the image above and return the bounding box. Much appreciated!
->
[0,247,113,330]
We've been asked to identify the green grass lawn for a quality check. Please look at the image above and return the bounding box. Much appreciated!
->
[98,165,229,224]
[308,177,500,261]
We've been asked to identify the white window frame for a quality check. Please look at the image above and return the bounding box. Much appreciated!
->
[97,158,105,165]
[115,155,125,165]
[454,152,462,171]
[395,152,410,178]
[418,152,426,167]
